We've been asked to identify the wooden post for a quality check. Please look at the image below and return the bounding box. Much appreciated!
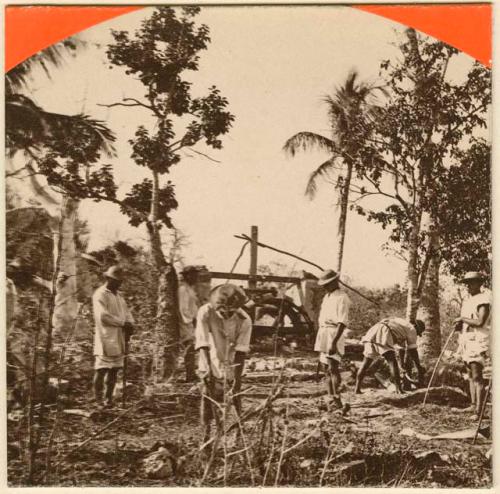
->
[249,226,258,289]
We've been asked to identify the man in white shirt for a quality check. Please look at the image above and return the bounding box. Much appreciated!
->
[195,284,252,441]
[454,271,491,419]
[355,317,425,394]
[314,269,351,410]
[92,265,135,408]
[178,266,202,382]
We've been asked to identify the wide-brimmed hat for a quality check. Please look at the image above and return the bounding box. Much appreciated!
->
[104,265,124,281]
[210,284,247,310]
[460,271,484,283]
[317,269,340,286]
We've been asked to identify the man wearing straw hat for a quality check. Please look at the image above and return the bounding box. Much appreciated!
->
[314,269,351,411]
[195,283,252,442]
[454,271,491,419]
[92,265,135,408]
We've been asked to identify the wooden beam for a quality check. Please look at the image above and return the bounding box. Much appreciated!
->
[249,225,258,289]
[209,271,302,284]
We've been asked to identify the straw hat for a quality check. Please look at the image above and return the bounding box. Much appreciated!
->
[210,284,247,310]
[104,265,124,281]
[460,271,484,283]
[317,269,340,286]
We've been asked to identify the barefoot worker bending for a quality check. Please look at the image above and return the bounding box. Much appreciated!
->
[355,318,425,394]
[195,284,252,441]
[314,269,351,411]
[454,271,491,419]
[92,266,135,408]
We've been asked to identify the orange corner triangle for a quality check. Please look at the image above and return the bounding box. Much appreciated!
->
[5,6,144,72]
[354,4,491,67]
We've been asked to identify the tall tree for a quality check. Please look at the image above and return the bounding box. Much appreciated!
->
[35,7,234,382]
[351,29,490,358]
[6,40,116,339]
[103,6,234,381]
[437,139,491,281]
[283,71,381,272]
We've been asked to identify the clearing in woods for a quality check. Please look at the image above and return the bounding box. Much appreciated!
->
[7,345,491,487]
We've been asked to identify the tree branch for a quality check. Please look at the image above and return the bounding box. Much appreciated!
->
[98,98,154,112]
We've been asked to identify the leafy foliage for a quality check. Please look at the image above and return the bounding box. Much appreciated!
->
[104,6,234,231]
[121,179,178,227]
[437,140,491,279]
[351,31,491,282]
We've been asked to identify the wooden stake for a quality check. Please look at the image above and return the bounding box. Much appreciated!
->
[473,378,492,445]
[422,329,455,405]
[249,226,258,289]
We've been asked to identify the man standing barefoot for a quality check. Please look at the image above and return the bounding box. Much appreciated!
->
[92,266,135,408]
[454,272,491,420]
[195,284,252,443]
[314,269,351,411]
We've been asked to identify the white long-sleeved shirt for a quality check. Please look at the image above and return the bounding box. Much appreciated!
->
[92,285,134,357]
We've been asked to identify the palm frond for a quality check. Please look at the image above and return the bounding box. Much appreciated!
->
[305,156,342,199]
[283,131,334,157]
[6,94,116,158]
[6,38,85,95]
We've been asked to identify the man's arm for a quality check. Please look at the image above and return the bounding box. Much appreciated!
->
[406,348,425,385]
[94,296,125,327]
[330,323,346,354]
[330,294,350,353]
[456,305,490,328]
[384,351,404,393]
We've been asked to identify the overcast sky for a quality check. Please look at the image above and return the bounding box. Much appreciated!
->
[15,6,478,288]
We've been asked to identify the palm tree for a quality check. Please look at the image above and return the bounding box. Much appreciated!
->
[283,71,380,272]
[6,39,114,159]
[5,40,116,339]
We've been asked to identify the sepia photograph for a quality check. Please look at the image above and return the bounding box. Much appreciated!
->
[4,2,492,488]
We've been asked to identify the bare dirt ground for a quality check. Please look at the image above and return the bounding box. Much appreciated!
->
[7,348,492,487]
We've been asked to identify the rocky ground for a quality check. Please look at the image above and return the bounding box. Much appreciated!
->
[7,348,492,487]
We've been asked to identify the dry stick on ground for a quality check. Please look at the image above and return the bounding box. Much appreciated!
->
[319,432,344,487]
[274,399,290,486]
[26,324,40,485]
[231,403,256,486]
[199,394,224,485]
[200,380,284,485]
[423,329,456,405]
[473,378,492,445]
[53,399,146,468]
[38,213,65,450]
[262,413,277,486]
[44,302,83,482]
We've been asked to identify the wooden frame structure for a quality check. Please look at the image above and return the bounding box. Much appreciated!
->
[207,225,307,305]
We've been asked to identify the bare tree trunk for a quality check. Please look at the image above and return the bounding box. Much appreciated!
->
[417,218,441,360]
[336,160,353,273]
[52,196,78,339]
[418,249,441,360]
[405,214,422,322]
[148,170,180,383]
